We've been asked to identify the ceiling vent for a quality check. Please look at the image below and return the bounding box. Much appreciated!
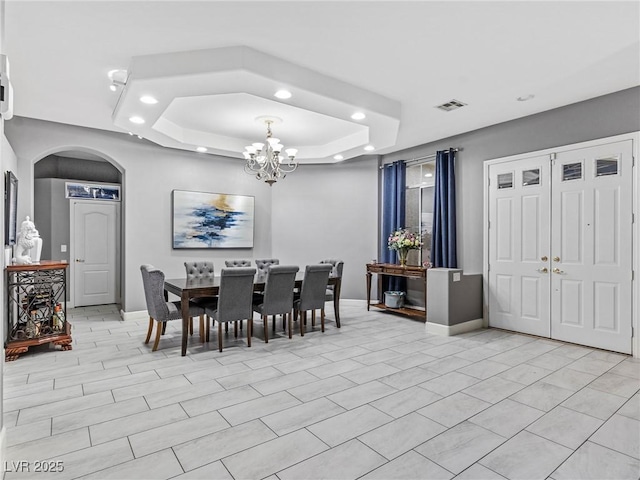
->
[435,99,467,112]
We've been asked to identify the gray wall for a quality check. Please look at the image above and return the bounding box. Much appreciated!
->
[35,155,121,183]
[5,117,275,312]
[381,86,640,274]
[271,159,379,300]
[34,178,72,264]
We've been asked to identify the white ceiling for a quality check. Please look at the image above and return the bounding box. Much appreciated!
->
[4,1,639,163]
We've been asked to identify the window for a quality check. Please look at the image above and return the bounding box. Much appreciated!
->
[562,162,583,181]
[522,168,540,186]
[596,157,618,177]
[497,172,513,189]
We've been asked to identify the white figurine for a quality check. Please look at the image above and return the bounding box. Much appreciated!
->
[13,216,42,265]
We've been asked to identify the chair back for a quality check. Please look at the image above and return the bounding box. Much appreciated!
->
[140,264,170,321]
[298,264,333,311]
[225,259,251,267]
[255,258,280,276]
[215,267,257,322]
[261,265,299,315]
[320,259,344,279]
[184,261,215,280]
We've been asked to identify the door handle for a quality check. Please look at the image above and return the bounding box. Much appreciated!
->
[553,256,560,262]
[552,268,564,274]
[76,259,85,263]
[538,267,548,273]
[541,256,548,262]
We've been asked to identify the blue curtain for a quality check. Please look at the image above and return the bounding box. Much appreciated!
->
[381,161,406,291]
[431,149,458,268]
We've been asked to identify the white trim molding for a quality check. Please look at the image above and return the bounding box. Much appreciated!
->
[120,309,147,321]
[425,318,483,336]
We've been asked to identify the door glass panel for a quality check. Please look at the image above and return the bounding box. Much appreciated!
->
[562,162,582,181]
[595,157,618,177]
[497,173,513,189]
[522,168,540,186]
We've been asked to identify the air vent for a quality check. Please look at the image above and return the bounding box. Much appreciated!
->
[435,99,467,112]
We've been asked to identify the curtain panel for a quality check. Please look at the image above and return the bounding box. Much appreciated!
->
[381,161,406,291]
[431,149,458,268]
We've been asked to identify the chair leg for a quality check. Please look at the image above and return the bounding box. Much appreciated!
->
[234,321,238,338]
[272,315,276,333]
[263,315,269,343]
[225,322,229,333]
[152,321,162,351]
[287,313,292,339]
[145,317,154,344]
[312,310,316,327]
[218,321,223,352]
[247,319,252,347]
[162,322,167,335]
[321,308,325,332]
[199,315,205,342]
[205,316,210,342]
[300,310,305,336]
[189,318,193,336]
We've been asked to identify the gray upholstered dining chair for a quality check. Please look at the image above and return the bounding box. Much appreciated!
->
[294,264,333,336]
[320,259,344,321]
[225,260,252,267]
[252,265,299,342]
[255,258,280,277]
[183,261,215,339]
[204,267,256,352]
[140,264,205,352]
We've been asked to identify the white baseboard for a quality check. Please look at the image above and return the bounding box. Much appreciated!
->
[120,309,148,321]
[425,318,484,336]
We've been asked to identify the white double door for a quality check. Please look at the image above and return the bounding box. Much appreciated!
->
[488,139,633,353]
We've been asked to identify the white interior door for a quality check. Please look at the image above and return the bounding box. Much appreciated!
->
[551,141,633,353]
[488,140,633,354]
[488,155,551,337]
[73,201,119,307]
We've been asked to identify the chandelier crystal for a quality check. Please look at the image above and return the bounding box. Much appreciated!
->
[243,119,298,186]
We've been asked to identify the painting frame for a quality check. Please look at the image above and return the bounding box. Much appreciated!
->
[4,170,18,245]
[172,190,255,249]
[65,181,121,201]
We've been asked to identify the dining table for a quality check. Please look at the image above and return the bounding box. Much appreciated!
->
[164,271,342,356]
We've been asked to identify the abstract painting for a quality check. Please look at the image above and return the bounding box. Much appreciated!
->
[172,190,254,249]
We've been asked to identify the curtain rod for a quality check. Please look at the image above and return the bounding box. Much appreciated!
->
[379,148,461,169]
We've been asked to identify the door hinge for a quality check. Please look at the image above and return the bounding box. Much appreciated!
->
[550,153,557,163]
[488,220,491,229]
[488,178,491,186]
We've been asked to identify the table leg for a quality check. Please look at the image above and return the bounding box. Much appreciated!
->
[366,272,371,311]
[181,292,190,356]
[334,278,342,328]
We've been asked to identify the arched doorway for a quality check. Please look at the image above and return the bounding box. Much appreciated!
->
[33,150,123,308]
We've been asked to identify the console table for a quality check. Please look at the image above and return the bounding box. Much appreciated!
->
[366,263,427,321]
[5,261,72,361]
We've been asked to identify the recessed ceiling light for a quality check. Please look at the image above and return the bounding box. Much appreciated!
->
[140,95,158,105]
[364,145,375,151]
[333,154,344,161]
[196,147,208,153]
[351,112,366,120]
[274,89,292,99]
[129,116,145,124]
[517,94,535,102]
[109,84,117,92]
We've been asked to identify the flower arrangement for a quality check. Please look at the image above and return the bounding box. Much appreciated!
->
[388,228,422,266]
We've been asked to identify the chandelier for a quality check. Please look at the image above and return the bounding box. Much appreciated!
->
[243,118,298,186]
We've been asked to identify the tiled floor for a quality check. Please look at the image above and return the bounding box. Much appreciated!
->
[3,301,639,480]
